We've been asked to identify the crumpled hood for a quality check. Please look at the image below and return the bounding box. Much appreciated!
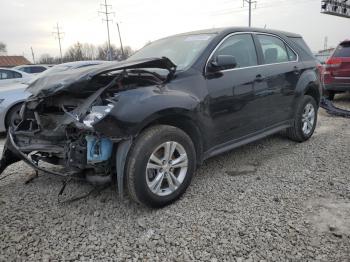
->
[26,57,176,98]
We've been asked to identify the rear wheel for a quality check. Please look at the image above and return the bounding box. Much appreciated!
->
[126,125,196,208]
[5,103,23,130]
[286,95,318,142]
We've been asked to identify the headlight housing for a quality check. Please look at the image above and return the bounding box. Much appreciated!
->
[83,104,114,128]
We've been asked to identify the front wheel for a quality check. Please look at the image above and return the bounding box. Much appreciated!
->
[286,95,318,142]
[126,125,196,208]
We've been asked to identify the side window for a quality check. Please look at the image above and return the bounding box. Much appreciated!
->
[286,45,297,61]
[32,66,47,73]
[24,67,32,73]
[0,70,7,80]
[13,71,22,78]
[214,34,258,68]
[257,35,289,64]
[1,70,22,79]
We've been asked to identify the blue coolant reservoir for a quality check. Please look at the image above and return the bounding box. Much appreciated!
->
[86,136,113,164]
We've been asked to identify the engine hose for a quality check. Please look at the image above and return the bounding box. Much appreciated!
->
[320,97,350,118]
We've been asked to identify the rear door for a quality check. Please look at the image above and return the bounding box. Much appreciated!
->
[332,41,350,83]
[254,34,301,125]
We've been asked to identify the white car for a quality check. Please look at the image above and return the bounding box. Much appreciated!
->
[13,64,51,75]
[0,68,33,87]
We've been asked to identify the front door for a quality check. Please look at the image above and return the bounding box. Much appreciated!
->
[206,33,267,146]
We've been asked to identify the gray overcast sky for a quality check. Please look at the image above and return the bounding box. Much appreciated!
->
[0,0,349,61]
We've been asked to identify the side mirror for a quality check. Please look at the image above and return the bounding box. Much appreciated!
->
[209,55,237,72]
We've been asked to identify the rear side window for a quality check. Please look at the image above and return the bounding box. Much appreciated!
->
[333,42,350,57]
[289,37,313,56]
[214,33,258,68]
[256,35,290,64]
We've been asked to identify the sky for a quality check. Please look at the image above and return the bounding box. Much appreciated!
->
[0,0,349,62]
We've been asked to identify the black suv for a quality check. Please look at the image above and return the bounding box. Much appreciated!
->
[0,27,321,207]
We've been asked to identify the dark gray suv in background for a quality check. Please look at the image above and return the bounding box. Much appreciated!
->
[0,27,321,207]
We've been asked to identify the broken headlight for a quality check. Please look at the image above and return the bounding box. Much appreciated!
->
[83,104,114,128]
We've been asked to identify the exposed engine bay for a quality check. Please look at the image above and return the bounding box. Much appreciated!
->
[0,58,176,186]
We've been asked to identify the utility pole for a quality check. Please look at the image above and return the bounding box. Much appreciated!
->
[52,23,64,63]
[243,0,257,27]
[30,47,36,64]
[99,0,114,60]
[117,23,125,59]
[324,36,328,50]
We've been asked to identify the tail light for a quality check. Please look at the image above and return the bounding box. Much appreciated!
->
[325,58,342,69]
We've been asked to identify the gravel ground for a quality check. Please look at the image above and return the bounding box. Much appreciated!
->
[0,94,349,261]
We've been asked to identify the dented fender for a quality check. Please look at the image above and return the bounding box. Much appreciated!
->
[93,84,201,138]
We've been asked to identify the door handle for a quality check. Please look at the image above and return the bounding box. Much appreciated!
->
[255,74,264,82]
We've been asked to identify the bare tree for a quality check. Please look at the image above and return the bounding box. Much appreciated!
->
[97,42,134,61]
[64,42,83,62]
[0,42,7,54]
[81,43,98,60]
[39,53,56,64]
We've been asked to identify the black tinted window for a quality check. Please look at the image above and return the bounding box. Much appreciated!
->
[257,35,289,64]
[333,42,350,57]
[214,34,258,68]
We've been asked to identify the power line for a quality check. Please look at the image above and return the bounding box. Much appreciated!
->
[212,0,318,17]
[52,23,64,63]
[99,0,115,60]
[243,0,257,27]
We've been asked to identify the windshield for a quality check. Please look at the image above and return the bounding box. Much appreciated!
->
[129,34,215,70]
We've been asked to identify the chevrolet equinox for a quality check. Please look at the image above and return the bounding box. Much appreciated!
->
[0,27,322,207]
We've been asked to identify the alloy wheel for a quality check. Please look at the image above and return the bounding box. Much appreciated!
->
[146,141,188,196]
[301,103,315,135]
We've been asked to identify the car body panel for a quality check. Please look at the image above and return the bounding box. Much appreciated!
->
[26,57,176,97]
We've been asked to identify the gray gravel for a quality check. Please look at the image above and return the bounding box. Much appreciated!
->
[0,94,350,261]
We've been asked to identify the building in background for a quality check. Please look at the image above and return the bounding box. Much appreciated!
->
[0,56,31,68]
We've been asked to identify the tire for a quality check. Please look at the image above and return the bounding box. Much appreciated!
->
[286,95,318,142]
[5,103,23,130]
[126,125,196,208]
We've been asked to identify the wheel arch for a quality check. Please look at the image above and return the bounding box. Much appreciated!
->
[295,69,322,105]
[304,83,321,105]
[138,113,205,165]
[4,101,25,129]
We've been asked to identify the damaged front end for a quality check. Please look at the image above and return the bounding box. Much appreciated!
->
[0,57,176,188]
